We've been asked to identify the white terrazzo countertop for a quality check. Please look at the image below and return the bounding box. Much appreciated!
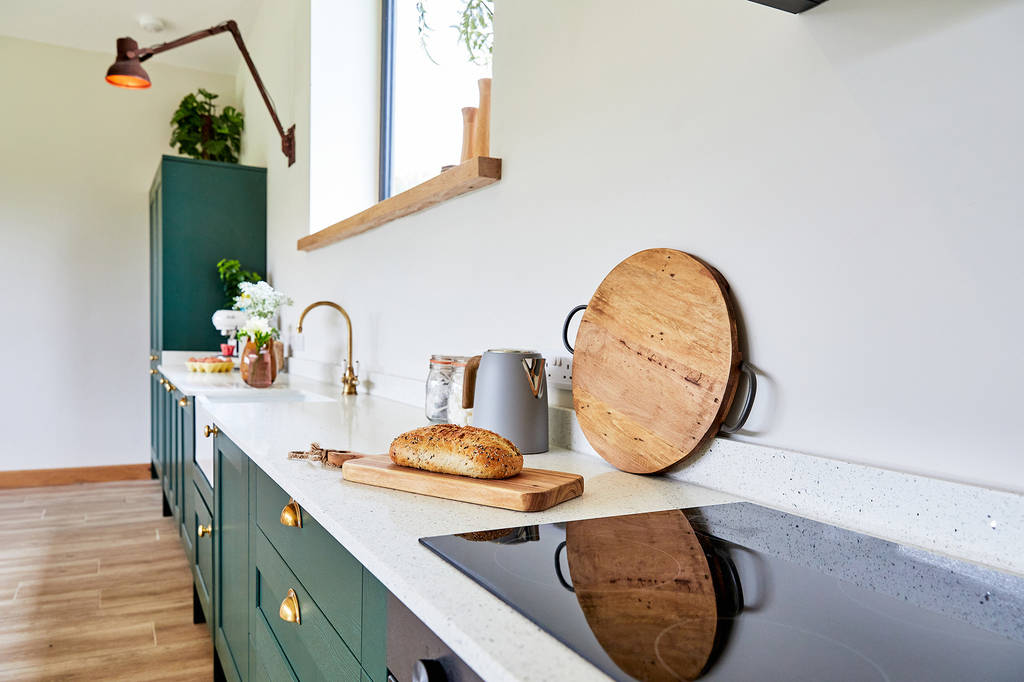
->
[174,359,1024,681]
[199,393,737,682]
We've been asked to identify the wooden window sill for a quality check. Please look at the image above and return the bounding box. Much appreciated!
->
[298,156,502,251]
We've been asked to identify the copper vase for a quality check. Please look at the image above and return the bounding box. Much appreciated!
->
[241,342,277,388]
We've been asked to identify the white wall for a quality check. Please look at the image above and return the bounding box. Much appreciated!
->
[0,36,236,471]
[240,0,1024,493]
[308,0,380,228]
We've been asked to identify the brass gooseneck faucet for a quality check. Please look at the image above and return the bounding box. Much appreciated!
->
[296,301,358,395]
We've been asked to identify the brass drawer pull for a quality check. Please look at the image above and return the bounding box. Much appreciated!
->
[280,498,302,528]
[279,588,301,624]
[197,524,211,538]
[203,425,219,438]
[178,397,188,408]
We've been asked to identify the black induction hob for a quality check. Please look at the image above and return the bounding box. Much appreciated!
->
[420,502,1024,681]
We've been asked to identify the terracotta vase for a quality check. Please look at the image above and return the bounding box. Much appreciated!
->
[241,341,277,388]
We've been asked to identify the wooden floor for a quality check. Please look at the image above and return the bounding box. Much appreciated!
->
[0,480,213,680]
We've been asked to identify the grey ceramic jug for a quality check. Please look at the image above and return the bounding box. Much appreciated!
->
[461,349,549,454]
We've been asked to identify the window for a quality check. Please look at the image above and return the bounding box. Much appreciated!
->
[381,0,494,199]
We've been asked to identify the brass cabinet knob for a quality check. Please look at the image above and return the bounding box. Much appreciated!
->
[159,378,166,385]
[203,425,219,438]
[280,499,302,528]
[178,397,188,408]
[279,588,301,624]
[164,383,174,393]
[197,524,211,538]
[149,369,158,375]
[149,354,158,361]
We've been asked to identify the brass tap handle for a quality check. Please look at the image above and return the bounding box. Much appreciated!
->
[203,425,219,438]
[150,369,158,375]
[279,588,301,624]
[197,524,211,538]
[178,397,188,408]
[280,498,302,528]
[341,360,359,395]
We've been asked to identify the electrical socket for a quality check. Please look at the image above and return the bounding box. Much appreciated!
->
[546,355,574,390]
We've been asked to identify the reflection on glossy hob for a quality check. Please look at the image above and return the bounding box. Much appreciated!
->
[421,503,1024,681]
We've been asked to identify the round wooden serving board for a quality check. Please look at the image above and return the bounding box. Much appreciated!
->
[573,248,741,474]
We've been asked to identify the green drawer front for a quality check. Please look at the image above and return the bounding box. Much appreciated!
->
[255,468,362,651]
[254,530,361,682]
[250,612,298,682]
[194,483,213,616]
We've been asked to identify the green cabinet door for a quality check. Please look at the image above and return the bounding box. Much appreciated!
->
[158,378,173,518]
[360,570,388,682]
[151,372,162,480]
[178,393,195,553]
[214,431,250,682]
[152,156,266,352]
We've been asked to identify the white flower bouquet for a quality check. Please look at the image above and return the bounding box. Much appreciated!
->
[233,281,293,320]
[237,316,278,351]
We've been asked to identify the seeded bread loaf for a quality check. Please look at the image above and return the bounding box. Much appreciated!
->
[389,424,523,479]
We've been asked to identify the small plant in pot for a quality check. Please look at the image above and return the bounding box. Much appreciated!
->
[170,88,244,163]
[237,318,279,388]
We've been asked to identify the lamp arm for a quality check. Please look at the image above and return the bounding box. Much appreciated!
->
[136,23,232,62]
[135,20,296,166]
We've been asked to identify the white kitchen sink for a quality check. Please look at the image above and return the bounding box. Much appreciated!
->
[202,389,335,403]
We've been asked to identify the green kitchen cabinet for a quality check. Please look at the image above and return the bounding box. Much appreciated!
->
[214,431,251,682]
[181,426,392,681]
[152,373,193,540]
[177,393,196,551]
[149,156,266,353]
[150,370,163,481]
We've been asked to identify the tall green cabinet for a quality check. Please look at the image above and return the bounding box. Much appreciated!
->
[149,155,267,355]
[149,156,266,479]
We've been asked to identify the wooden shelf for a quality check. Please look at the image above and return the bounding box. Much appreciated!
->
[298,156,502,251]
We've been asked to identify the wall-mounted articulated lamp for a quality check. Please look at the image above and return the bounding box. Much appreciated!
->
[105,20,296,166]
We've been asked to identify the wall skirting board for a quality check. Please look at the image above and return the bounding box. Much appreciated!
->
[0,464,152,489]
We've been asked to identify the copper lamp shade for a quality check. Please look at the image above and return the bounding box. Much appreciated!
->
[105,38,151,89]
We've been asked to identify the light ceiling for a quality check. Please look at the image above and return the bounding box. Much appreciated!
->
[0,0,259,74]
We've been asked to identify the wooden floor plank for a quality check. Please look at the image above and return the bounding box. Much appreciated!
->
[0,479,212,679]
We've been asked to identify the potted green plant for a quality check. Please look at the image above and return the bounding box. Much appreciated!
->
[170,88,244,163]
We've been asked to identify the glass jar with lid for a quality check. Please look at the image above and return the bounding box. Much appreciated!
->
[425,355,455,422]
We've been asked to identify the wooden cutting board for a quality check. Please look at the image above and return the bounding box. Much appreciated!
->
[341,456,584,512]
[573,248,742,474]
[566,509,719,681]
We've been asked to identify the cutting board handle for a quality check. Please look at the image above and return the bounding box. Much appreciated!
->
[719,362,757,434]
[562,305,587,354]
